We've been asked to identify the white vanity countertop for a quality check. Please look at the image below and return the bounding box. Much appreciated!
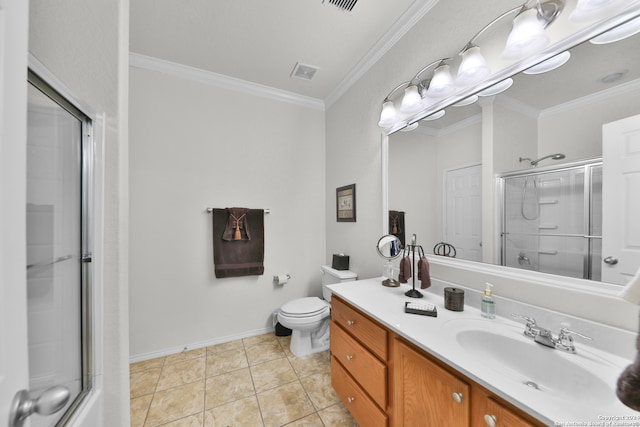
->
[328,277,640,425]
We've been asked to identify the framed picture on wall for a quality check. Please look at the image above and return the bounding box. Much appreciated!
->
[336,184,356,222]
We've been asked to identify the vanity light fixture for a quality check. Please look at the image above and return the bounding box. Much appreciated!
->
[455,5,525,87]
[523,50,571,74]
[589,15,640,44]
[569,0,629,23]
[477,78,514,96]
[502,0,565,60]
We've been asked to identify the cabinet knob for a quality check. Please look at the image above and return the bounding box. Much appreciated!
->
[346,355,353,361]
[347,320,355,326]
[451,392,463,404]
[484,414,497,427]
[347,397,355,403]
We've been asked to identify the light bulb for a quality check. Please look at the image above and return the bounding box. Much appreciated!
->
[378,101,399,128]
[457,46,490,86]
[502,8,550,60]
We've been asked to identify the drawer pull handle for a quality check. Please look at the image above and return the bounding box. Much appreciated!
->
[347,320,355,326]
[346,355,353,361]
[347,397,355,404]
[451,392,463,404]
[484,414,497,427]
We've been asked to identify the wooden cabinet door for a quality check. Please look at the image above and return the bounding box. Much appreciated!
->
[395,339,470,427]
[481,398,537,427]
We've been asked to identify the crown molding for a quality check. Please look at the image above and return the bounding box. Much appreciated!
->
[540,77,640,118]
[129,53,325,111]
[324,0,441,108]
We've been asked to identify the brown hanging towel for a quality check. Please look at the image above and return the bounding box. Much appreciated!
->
[398,256,411,284]
[418,256,431,289]
[212,208,264,278]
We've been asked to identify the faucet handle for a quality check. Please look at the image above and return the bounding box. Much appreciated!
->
[558,327,592,342]
[511,313,538,338]
[511,313,536,324]
[555,328,592,354]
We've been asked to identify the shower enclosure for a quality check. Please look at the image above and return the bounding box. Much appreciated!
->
[499,159,602,281]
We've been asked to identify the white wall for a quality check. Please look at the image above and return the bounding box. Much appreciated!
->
[29,0,130,426]
[128,67,326,358]
[388,130,438,248]
[538,82,640,161]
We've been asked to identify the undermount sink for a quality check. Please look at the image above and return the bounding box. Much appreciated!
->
[446,319,617,405]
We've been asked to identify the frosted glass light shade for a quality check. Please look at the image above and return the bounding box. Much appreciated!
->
[570,0,628,23]
[378,101,399,128]
[400,85,424,114]
[502,8,550,60]
[478,78,513,96]
[452,95,479,107]
[457,46,491,86]
[590,16,640,44]
[524,51,571,74]
[422,110,446,121]
[427,64,456,98]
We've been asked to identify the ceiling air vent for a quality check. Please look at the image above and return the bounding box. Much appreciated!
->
[290,62,319,80]
[323,0,358,12]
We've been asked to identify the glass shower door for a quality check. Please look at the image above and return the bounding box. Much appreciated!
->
[501,161,602,281]
[25,74,92,426]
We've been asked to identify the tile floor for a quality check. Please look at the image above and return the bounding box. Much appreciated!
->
[130,333,359,427]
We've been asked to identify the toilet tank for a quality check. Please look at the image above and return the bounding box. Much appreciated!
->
[321,265,357,301]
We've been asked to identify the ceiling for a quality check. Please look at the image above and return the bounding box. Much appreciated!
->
[129,0,432,103]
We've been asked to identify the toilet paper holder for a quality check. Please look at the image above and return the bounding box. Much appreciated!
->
[273,274,291,285]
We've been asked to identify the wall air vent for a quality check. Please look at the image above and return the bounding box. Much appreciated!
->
[290,62,319,81]
[323,0,358,12]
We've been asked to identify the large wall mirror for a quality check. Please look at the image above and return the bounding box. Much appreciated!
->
[386,6,640,287]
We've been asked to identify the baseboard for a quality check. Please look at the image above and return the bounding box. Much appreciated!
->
[129,327,276,364]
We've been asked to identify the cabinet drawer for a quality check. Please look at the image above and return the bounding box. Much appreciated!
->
[331,296,387,360]
[330,321,387,408]
[331,356,388,427]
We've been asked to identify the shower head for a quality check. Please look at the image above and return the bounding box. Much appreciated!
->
[520,153,566,167]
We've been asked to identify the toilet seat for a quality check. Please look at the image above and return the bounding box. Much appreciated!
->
[280,297,329,318]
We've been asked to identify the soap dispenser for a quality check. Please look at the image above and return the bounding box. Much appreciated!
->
[481,282,495,319]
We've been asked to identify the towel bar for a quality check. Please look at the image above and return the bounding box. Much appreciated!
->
[206,208,270,214]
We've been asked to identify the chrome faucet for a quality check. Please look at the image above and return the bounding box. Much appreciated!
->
[511,314,592,354]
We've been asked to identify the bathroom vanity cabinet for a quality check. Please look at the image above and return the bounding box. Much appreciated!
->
[394,337,541,427]
[331,295,544,427]
[330,296,390,427]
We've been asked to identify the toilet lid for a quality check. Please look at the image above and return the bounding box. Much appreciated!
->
[280,297,328,317]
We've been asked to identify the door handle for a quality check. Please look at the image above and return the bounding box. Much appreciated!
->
[9,386,70,427]
[604,256,618,265]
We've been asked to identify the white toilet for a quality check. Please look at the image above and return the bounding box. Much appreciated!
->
[277,265,357,357]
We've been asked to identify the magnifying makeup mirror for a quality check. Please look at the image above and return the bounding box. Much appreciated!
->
[376,234,403,287]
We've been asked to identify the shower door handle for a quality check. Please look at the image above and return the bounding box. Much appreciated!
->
[603,256,618,265]
[9,386,70,427]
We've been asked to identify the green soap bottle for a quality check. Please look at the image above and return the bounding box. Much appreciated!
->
[481,282,495,319]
